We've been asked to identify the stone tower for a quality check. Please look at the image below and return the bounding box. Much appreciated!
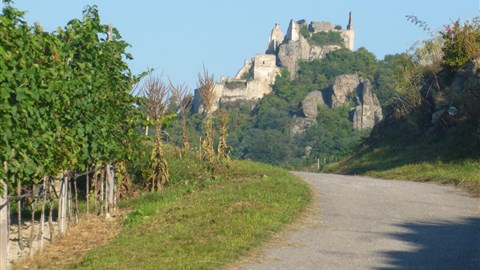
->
[266,23,284,54]
[343,11,355,50]
[347,11,353,30]
[286,20,306,41]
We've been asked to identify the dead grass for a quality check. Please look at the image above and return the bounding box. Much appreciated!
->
[13,213,124,270]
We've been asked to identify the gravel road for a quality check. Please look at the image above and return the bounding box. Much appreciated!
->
[242,172,480,270]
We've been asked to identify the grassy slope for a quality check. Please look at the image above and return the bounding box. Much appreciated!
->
[69,160,311,269]
[324,138,480,196]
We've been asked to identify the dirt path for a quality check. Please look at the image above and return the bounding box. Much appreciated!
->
[241,172,480,270]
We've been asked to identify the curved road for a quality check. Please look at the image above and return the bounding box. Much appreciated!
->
[242,172,480,270]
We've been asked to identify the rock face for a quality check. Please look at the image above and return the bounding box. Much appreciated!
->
[294,74,383,133]
[430,57,480,126]
[277,37,339,79]
[325,74,383,129]
[351,78,383,130]
[329,74,361,107]
[302,90,325,118]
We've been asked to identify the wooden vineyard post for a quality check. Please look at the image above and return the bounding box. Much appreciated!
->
[38,177,47,251]
[58,173,68,235]
[0,179,8,270]
[16,177,22,257]
[106,164,115,217]
[86,166,90,218]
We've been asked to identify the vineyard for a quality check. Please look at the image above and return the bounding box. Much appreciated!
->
[0,3,147,268]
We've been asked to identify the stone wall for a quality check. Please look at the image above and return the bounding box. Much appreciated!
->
[253,54,278,84]
[234,59,252,79]
[193,55,279,113]
[266,23,284,54]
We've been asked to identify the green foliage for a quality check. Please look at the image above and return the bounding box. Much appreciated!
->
[297,47,377,84]
[441,17,480,72]
[0,4,141,190]
[299,24,310,38]
[189,48,379,168]
[302,105,368,160]
[243,129,293,164]
[374,53,416,106]
[309,31,344,47]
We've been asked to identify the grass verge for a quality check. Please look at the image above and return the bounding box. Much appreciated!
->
[67,160,311,269]
[324,143,480,196]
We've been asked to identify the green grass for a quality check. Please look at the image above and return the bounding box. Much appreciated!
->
[324,143,480,196]
[70,160,312,269]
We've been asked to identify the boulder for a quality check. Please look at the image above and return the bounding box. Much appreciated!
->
[302,90,325,119]
[329,74,360,107]
[350,78,383,130]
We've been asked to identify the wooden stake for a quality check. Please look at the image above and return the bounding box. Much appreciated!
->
[100,167,105,216]
[16,176,22,257]
[38,177,47,251]
[94,171,98,215]
[58,174,67,235]
[86,166,90,218]
[28,199,35,256]
[68,176,72,224]
[106,164,114,216]
[47,181,54,243]
[73,177,79,224]
[0,178,8,270]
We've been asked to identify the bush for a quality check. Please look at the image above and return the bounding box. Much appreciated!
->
[441,18,480,72]
[309,31,344,47]
[299,24,310,38]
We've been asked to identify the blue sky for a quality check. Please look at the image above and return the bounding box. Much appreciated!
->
[6,0,480,90]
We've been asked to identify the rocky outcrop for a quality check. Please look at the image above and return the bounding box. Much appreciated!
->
[431,57,480,126]
[329,74,361,107]
[328,74,383,130]
[293,74,383,133]
[351,78,383,130]
[277,36,339,79]
[302,90,325,118]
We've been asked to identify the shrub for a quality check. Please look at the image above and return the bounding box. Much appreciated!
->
[299,24,310,38]
[309,31,344,47]
[441,18,480,72]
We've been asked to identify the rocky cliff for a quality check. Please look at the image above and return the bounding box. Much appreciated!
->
[292,74,383,134]
[277,36,340,79]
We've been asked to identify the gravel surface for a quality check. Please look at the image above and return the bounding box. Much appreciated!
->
[242,172,480,270]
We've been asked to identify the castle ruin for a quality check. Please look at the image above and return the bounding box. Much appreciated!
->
[193,12,355,112]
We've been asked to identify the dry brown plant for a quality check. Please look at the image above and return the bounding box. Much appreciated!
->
[143,75,169,191]
[217,109,231,164]
[197,67,216,165]
[170,81,193,157]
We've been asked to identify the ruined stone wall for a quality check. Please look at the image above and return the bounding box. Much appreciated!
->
[286,19,303,41]
[341,29,354,51]
[253,54,279,84]
[266,23,284,54]
[234,59,252,79]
